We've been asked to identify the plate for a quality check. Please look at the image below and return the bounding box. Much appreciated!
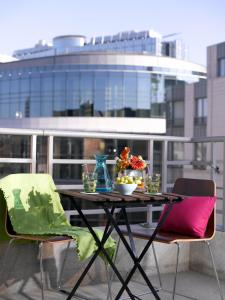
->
[144,192,162,195]
[81,192,99,195]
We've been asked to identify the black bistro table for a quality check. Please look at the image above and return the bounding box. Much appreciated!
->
[58,190,183,300]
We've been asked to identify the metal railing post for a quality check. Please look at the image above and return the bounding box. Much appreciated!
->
[210,142,216,181]
[30,134,37,173]
[162,140,168,192]
[146,139,154,225]
[47,135,54,176]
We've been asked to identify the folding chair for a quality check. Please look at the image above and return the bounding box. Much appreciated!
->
[0,173,113,300]
[120,178,224,300]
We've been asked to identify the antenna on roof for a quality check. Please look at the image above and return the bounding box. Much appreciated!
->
[162,32,182,39]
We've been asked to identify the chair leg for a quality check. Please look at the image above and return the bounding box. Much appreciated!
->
[39,242,45,300]
[172,242,180,300]
[152,242,163,290]
[57,241,71,290]
[205,241,224,300]
[0,239,16,286]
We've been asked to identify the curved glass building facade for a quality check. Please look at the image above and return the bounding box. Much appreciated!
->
[0,52,206,119]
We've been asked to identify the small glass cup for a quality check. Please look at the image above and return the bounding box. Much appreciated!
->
[145,173,161,194]
[82,172,97,193]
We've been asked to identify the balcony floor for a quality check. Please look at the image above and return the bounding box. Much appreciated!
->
[1,271,224,300]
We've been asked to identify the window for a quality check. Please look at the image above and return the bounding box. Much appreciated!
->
[195,97,207,126]
[174,101,184,119]
[218,58,225,77]
[195,97,207,117]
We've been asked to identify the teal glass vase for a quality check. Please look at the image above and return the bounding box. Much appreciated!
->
[94,154,112,192]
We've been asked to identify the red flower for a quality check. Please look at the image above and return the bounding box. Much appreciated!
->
[116,147,147,172]
[130,155,146,170]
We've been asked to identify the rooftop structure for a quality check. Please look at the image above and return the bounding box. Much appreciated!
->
[12,29,188,61]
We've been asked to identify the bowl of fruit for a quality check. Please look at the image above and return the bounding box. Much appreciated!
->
[114,175,137,195]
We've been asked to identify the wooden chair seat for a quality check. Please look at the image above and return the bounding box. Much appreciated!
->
[120,223,213,244]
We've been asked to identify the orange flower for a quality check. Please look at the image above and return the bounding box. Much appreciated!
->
[117,159,130,170]
[120,147,130,160]
[116,147,147,172]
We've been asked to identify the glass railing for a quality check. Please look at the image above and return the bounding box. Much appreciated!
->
[0,127,224,230]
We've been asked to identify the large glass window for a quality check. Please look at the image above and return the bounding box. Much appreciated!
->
[0,63,185,119]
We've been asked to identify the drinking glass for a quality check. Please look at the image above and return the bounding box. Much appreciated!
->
[145,173,161,194]
[82,165,97,193]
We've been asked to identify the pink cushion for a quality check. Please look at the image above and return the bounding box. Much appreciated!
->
[159,196,216,238]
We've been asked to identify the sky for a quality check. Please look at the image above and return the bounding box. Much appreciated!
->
[0,0,225,66]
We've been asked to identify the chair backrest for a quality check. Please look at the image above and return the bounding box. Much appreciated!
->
[172,177,216,239]
[0,173,70,236]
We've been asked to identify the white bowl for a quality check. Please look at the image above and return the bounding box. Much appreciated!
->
[114,183,137,195]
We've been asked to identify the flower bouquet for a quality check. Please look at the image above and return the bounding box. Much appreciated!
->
[115,147,147,188]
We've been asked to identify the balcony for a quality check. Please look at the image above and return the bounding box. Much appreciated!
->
[0,128,225,299]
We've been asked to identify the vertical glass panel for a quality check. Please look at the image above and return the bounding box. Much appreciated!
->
[30,101,41,117]
[31,75,41,93]
[108,72,124,117]
[94,72,108,116]
[41,73,53,92]
[40,99,53,116]
[54,72,66,91]
[0,102,10,118]
[124,72,137,116]
[10,79,20,94]
[1,80,10,95]
[20,77,30,93]
[10,101,20,118]
[150,74,165,117]
[137,73,151,117]
[80,72,94,116]
[151,74,164,104]
[66,72,80,115]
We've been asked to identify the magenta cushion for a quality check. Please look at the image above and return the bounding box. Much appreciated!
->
[159,196,216,238]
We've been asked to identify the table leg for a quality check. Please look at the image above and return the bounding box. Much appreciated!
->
[104,202,175,300]
[68,200,136,300]
[104,206,161,300]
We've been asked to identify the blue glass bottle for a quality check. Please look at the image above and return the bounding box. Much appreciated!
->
[94,154,112,192]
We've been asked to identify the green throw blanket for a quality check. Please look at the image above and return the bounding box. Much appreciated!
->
[0,173,116,261]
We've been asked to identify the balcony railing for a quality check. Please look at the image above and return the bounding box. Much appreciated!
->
[0,127,225,230]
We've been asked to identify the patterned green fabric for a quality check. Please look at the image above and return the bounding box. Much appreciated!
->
[0,173,116,261]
